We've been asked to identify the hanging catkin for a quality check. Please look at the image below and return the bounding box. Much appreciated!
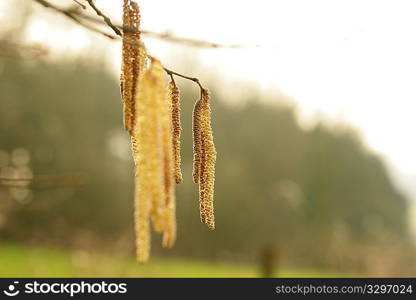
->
[200,90,216,230]
[120,0,217,263]
[133,165,150,263]
[169,81,183,184]
[193,89,217,230]
[162,84,177,248]
[133,60,166,262]
[147,61,166,233]
[121,0,142,135]
[192,97,203,184]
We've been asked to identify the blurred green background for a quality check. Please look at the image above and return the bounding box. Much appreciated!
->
[0,0,415,277]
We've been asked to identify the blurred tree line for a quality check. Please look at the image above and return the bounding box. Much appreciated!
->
[0,35,414,275]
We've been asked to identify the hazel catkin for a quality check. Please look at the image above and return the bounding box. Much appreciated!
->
[192,97,203,184]
[133,59,167,262]
[120,0,217,262]
[192,89,217,230]
[121,0,143,135]
[161,84,177,247]
[169,82,183,184]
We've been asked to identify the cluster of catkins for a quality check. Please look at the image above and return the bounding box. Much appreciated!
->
[120,0,217,263]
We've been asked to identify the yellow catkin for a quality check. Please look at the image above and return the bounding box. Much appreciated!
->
[133,60,166,262]
[198,90,217,230]
[147,61,166,233]
[199,146,207,224]
[123,0,218,260]
[161,85,176,248]
[121,0,142,135]
[132,74,151,263]
[192,97,203,184]
[169,81,183,184]
[134,166,150,263]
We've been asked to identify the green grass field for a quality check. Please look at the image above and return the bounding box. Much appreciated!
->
[0,244,340,277]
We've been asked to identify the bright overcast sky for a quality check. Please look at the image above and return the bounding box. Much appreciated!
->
[3,0,416,201]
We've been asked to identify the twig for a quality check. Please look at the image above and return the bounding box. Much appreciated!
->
[72,0,86,9]
[85,0,122,36]
[139,30,259,49]
[164,67,204,90]
[148,54,205,90]
[35,0,251,49]
[71,12,258,49]
[168,73,176,85]
[33,0,116,39]
[32,0,215,91]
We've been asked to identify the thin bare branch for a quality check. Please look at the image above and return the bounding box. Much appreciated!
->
[32,0,215,92]
[85,0,122,36]
[140,30,260,49]
[74,12,258,48]
[34,0,256,48]
[164,67,205,91]
[33,0,116,39]
[72,0,86,9]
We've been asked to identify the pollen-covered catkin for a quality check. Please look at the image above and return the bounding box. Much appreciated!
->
[192,89,216,230]
[121,0,142,135]
[119,0,220,263]
[133,60,167,262]
[132,72,152,263]
[147,61,166,233]
[168,81,183,184]
[192,97,203,184]
[161,85,177,248]
[121,0,219,262]
[134,168,150,263]
[199,90,217,230]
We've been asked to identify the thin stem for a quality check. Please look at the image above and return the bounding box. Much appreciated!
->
[164,67,204,90]
[33,0,257,48]
[32,0,207,92]
[169,73,176,86]
[33,0,116,39]
[85,0,122,36]
[72,0,86,9]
